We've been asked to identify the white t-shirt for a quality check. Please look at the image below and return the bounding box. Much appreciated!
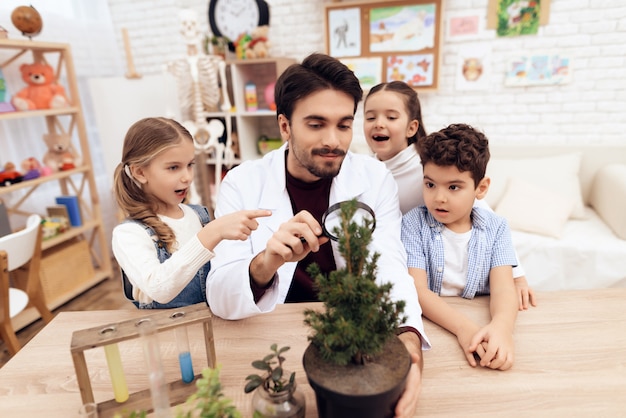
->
[380,145,526,278]
[440,226,472,296]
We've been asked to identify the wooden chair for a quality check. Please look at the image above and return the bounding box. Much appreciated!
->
[0,214,54,356]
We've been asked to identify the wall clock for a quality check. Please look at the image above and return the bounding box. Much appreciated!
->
[208,0,270,42]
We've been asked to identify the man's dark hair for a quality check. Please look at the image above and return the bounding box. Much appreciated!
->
[274,53,363,120]
[417,123,490,187]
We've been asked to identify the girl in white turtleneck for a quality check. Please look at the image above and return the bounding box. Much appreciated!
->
[363,81,536,310]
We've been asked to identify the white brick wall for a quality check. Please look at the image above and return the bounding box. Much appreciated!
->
[106,0,626,146]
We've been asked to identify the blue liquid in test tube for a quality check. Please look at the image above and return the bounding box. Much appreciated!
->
[175,326,194,383]
[178,351,194,383]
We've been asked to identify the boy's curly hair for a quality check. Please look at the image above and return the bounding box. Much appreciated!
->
[416,123,490,187]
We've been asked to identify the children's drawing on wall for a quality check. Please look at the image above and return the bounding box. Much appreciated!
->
[370,4,436,53]
[386,54,434,87]
[497,0,541,37]
[505,54,571,86]
[445,12,484,42]
[340,57,382,91]
[328,7,361,57]
[456,45,491,91]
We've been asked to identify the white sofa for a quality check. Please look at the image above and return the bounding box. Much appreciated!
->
[486,145,626,292]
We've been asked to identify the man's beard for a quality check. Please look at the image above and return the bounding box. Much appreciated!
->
[291,141,346,179]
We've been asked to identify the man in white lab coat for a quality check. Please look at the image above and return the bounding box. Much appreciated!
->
[206,53,429,418]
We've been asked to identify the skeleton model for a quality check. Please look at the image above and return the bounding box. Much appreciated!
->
[167,8,233,207]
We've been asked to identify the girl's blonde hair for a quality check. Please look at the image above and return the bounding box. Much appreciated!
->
[113,117,194,252]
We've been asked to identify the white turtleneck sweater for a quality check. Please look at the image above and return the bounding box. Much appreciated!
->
[380,145,424,215]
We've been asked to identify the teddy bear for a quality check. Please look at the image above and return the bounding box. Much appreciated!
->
[11,61,70,111]
[42,132,81,172]
[240,25,270,59]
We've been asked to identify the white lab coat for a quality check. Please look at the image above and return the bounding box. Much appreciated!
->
[206,143,430,348]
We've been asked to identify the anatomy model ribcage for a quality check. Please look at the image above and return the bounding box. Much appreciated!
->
[167,54,233,208]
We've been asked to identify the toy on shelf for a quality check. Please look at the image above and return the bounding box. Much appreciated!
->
[58,152,76,171]
[42,133,81,172]
[245,82,258,111]
[21,157,42,180]
[257,135,282,155]
[41,216,70,240]
[0,68,16,113]
[0,162,23,186]
[264,81,276,111]
[238,25,270,60]
[11,61,70,111]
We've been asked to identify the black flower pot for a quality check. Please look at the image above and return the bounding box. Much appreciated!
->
[302,336,410,418]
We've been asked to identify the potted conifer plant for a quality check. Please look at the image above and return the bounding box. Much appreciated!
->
[303,199,410,418]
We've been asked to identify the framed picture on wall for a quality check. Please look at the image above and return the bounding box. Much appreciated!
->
[445,11,485,42]
[504,53,572,87]
[339,57,383,91]
[324,0,444,91]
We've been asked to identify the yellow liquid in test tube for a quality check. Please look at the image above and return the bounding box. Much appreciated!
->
[104,343,129,403]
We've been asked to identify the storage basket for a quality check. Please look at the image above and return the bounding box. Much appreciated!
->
[38,238,95,304]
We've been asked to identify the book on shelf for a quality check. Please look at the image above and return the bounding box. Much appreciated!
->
[46,205,70,222]
[55,195,82,227]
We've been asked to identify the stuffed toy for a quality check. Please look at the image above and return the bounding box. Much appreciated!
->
[58,152,76,171]
[236,26,270,60]
[42,133,81,172]
[235,33,252,60]
[248,25,270,58]
[0,162,23,186]
[21,156,42,180]
[11,61,70,111]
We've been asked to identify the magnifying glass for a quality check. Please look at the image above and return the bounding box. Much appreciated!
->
[300,200,376,243]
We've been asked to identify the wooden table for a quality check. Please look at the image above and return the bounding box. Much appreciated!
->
[0,289,625,417]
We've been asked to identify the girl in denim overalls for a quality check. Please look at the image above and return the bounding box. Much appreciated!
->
[111,117,270,308]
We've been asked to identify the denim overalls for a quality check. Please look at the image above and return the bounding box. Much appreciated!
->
[121,204,211,309]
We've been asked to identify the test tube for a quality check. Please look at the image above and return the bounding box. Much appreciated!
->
[137,318,171,418]
[103,343,129,403]
[174,326,194,383]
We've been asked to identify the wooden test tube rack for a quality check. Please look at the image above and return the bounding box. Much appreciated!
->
[70,303,216,417]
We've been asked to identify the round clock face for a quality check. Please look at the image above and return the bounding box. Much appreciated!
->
[213,0,262,41]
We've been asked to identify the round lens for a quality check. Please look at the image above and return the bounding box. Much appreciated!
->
[321,201,376,241]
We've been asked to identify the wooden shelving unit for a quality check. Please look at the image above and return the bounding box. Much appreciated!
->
[0,39,113,329]
[197,57,295,209]
[228,57,295,160]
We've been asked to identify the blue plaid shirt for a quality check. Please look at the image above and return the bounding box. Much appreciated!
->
[401,206,517,299]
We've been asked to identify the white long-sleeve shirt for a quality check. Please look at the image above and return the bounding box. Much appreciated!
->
[112,204,214,304]
[206,144,431,349]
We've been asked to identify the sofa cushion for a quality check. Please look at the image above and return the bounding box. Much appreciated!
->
[590,164,626,240]
[486,153,586,219]
[495,177,574,239]
[512,207,626,291]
